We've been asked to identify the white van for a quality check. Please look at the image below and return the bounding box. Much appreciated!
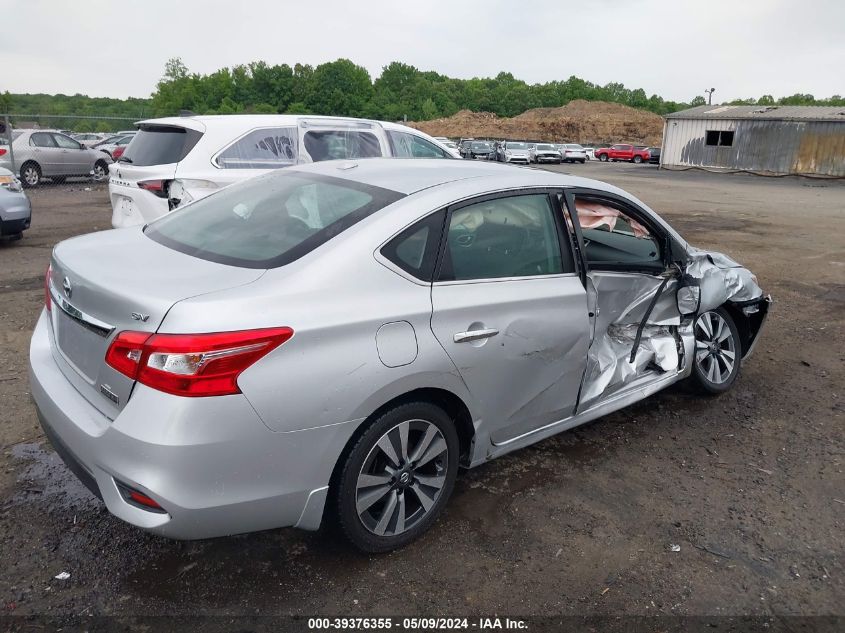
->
[109,115,457,228]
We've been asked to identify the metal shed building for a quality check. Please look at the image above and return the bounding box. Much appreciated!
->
[660,105,845,177]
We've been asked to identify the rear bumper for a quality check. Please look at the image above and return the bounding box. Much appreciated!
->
[29,311,355,539]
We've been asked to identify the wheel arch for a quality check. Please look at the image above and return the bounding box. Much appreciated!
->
[328,387,476,496]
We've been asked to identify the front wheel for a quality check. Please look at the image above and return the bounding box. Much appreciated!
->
[689,307,741,394]
[334,402,459,552]
[633,155,643,163]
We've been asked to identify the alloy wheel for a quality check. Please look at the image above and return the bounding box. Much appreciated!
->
[23,166,40,186]
[694,310,737,385]
[355,419,448,537]
[93,163,107,181]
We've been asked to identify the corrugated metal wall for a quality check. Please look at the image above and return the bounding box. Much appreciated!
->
[661,118,845,176]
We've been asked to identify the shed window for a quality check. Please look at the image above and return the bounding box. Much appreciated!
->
[705,130,734,147]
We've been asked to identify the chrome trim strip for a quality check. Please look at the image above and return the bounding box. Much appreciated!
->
[49,282,115,338]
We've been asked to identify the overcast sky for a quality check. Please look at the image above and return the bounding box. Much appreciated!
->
[1,0,842,103]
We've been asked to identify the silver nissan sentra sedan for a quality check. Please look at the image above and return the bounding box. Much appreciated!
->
[30,159,770,552]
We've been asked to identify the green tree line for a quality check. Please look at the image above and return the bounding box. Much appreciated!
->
[3,58,844,130]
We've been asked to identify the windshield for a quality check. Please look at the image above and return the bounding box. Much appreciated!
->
[536,144,555,150]
[121,125,202,166]
[506,142,527,150]
[145,171,404,269]
[471,142,491,150]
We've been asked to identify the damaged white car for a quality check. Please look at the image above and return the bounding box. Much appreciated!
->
[32,160,770,551]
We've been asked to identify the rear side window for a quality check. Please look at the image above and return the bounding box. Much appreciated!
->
[303,130,382,161]
[145,171,404,268]
[388,131,450,159]
[121,125,203,166]
[381,210,446,281]
[215,127,298,169]
[30,133,57,148]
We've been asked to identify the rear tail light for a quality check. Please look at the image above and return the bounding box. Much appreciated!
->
[44,264,52,313]
[105,327,294,397]
[112,146,125,160]
[137,179,170,199]
[0,148,7,156]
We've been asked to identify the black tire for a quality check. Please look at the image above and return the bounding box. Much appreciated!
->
[633,155,643,164]
[598,154,608,162]
[334,401,459,553]
[579,159,586,164]
[688,307,741,395]
[92,161,109,182]
[20,162,41,188]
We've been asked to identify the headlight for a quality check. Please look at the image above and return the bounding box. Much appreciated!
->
[505,151,512,157]
[0,175,22,192]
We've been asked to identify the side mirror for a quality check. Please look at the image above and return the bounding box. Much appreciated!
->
[676,278,701,316]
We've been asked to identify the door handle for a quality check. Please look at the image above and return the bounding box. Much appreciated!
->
[453,328,499,343]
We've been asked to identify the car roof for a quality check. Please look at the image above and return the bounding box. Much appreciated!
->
[134,114,429,134]
[283,158,627,196]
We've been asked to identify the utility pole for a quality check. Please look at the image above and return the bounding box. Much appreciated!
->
[705,88,716,105]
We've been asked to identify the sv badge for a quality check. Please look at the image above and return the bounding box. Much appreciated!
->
[130,312,150,322]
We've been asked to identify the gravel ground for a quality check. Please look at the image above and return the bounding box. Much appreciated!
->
[0,164,843,627]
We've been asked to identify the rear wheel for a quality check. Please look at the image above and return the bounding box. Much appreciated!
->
[633,155,643,164]
[579,159,586,164]
[689,307,741,394]
[20,162,41,187]
[92,161,108,182]
[598,154,608,162]
[335,401,459,552]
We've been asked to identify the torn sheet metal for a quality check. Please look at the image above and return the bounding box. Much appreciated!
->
[685,247,763,310]
[578,247,763,410]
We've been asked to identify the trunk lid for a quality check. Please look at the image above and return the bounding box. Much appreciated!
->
[48,228,264,419]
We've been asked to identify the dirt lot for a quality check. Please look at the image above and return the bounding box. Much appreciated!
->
[0,164,843,627]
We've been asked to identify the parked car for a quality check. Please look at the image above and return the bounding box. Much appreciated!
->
[594,144,650,163]
[0,130,112,187]
[493,141,531,164]
[108,115,456,228]
[0,167,31,239]
[560,144,587,164]
[648,147,661,165]
[461,140,494,160]
[32,158,770,551]
[530,143,562,164]
[583,147,596,160]
[95,133,136,159]
[431,137,461,158]
[72,133,108,148]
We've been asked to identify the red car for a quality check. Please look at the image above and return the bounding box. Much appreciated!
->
[594,144,650,163]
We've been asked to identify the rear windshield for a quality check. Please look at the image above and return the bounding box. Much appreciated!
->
[121,125,203,166]
[145,171,404,269]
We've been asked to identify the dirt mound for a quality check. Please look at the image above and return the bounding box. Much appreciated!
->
[409,100,664,145]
